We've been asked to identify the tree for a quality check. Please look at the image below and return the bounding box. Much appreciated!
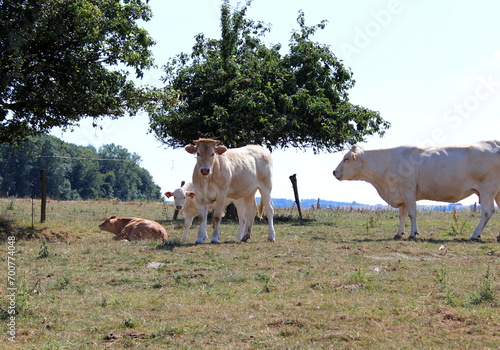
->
[148,0,390,153]
[0,135,162,200]
[0,0,157,145]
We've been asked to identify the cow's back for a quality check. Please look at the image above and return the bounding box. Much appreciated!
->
[222,145,272,197]
[126,219,168,240]
[414,141,500,201]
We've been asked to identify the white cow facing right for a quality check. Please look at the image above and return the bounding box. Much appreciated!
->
[165,182,261,243]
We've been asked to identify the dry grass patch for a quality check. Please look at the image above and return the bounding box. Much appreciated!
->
[0,199,498,349]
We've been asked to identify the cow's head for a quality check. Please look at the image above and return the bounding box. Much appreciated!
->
[185,138,227,176]
[333,145,363,180]
[165,188,195,210]
[99,215,119,233]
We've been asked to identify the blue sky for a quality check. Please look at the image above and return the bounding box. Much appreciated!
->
[52,0,500,205]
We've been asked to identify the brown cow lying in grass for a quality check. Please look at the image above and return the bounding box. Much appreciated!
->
[99,215,168,241]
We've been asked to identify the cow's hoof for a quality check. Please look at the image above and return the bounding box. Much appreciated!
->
[469,236,481,242]
[393,235,402,240]
[210,240,220,244]
[268,238,275,242]
[241,235,250,242]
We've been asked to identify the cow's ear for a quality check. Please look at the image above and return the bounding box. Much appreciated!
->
[187,191,195,199]
[185,144,197,154]
[110,217,117,224]
[350,145,359,160]
[165,192,173,198]
[215,145,227,155]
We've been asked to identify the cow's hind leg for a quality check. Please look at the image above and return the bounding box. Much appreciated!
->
[260,189,275,242]
[470,193,495,240]
[233,199,248,242]
[210,202,226,244]
[470,192,496,240]
[393,206,407,240]
[239,194,257,242]
[496,193,500,243]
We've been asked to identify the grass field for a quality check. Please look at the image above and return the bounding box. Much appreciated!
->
[1,198,499,349]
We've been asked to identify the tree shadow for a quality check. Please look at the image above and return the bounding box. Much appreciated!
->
[0,217,44,242]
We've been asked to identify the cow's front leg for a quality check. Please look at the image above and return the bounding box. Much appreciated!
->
[210,202,225,244]
[470,195,495,240]
[394,206,407,240]
[182,215,195,243]
[196,204,209,244]
[407,201,419,240]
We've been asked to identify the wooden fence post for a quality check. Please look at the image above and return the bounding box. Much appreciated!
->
[40,169,47,223]
[289,174,302,220]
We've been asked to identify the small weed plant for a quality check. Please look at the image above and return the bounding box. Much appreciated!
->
[37,238,51,259]
[441,208,471,236]
[468,264,496,305]
[434,263,458,306]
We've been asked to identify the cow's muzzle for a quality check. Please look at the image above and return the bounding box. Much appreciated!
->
[200,168,210,176]
[175,205,183,210]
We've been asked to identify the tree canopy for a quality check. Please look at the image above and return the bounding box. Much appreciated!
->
[148,0,390,153]
[0,0,157,145]
[0,134,162,201]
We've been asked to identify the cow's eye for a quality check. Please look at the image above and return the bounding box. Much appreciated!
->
[343,158,349,162]
[211,153,214,157]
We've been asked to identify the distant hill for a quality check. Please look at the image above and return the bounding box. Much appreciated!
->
[271,198,472,211]
[271,198,377,209]
[166,197,474,211]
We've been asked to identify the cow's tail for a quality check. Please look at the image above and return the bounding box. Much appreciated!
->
[257,196,264,219]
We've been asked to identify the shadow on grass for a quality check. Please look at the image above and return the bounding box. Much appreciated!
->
[155,236,276,250]
[352,236,489,244]
[0,217,44,242]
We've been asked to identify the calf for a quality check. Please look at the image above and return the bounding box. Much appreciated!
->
[333,141,500,242]
[165,182,262,243]
[99,215,168,241]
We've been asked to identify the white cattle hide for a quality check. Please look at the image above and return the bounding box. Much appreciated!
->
[333,141,500,242]
[185,138,275,244]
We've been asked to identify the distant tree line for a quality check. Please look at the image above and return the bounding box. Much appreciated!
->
[0,135,162,201]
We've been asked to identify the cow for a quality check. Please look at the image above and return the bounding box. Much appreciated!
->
[333,141,500,242]
[99,215,168,241]
[165,182,263,243]
[185,138,275,244]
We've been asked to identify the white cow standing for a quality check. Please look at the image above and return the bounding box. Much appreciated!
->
[185,138,275,244]
[165,182,261,243]
[333,141,500,242]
